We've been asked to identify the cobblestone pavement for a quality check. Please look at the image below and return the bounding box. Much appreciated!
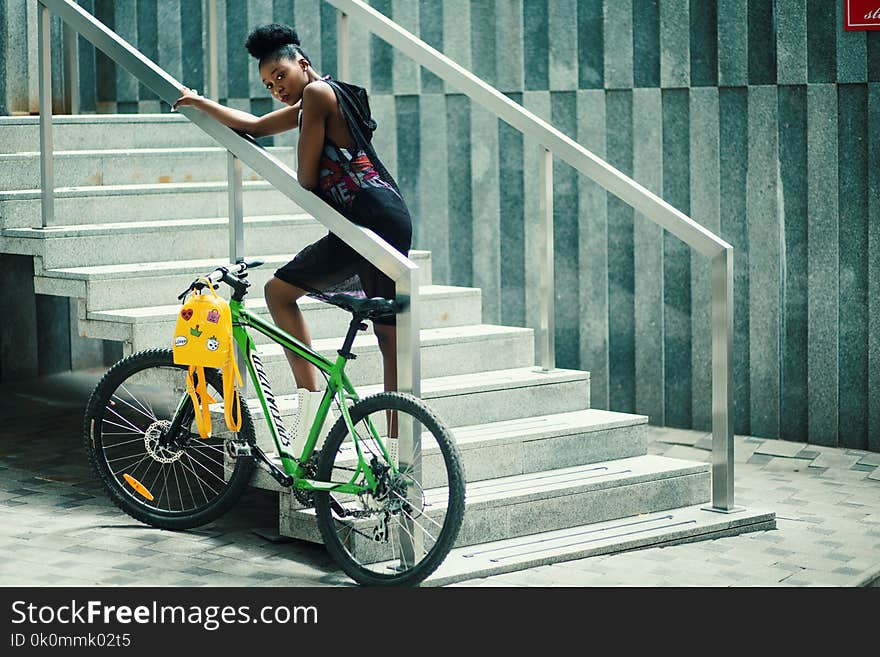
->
[1,370,878,587]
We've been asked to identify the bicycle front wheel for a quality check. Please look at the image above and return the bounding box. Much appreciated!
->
[84,348,255,530]
[314,392,466,586]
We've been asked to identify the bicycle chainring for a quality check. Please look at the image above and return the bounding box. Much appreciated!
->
[291,452,320,507]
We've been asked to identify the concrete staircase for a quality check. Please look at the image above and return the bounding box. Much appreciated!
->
[0,114,775,585]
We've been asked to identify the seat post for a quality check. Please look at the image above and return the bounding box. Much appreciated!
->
[338,316,367,360]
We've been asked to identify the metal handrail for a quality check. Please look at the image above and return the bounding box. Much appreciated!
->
[34,0,422,409]
[328,0,737,512]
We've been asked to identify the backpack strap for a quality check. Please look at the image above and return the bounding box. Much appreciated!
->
[185,365,216,439]
[223,355,243,433]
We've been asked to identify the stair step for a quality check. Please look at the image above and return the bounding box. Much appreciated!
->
[36,250,434,311]
[423,504,777,586]
[78,285,476,347]
[0,180,302,228]
[2,215,327,267]
[0,115,217,153]
[0,147,295,191]
[250,408,649,492]
[279,455,713,561]
[243,367,589,433]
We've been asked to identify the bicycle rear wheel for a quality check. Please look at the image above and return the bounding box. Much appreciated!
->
[314,392,465,586]
[84,348,255,530]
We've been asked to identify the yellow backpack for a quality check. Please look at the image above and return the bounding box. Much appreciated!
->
[172,278,242,438]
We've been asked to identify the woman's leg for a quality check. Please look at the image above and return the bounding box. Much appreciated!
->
[374,322,398,438]
[264,277,318,392]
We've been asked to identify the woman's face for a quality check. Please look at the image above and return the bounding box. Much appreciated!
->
[260,56,308,105]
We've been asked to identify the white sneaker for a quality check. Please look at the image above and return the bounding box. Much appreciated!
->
[291,388,336,456]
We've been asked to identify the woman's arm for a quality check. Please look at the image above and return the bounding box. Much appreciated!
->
[172,87,300,137]
[296,82,333,190]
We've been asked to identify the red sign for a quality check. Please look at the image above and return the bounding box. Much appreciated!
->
[844,0,880,30]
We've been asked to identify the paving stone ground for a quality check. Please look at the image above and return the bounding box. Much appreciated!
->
[1,369,878,587]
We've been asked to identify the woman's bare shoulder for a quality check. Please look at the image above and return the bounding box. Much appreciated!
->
[302,80,337,111]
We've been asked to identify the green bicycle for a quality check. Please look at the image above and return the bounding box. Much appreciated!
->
[84,260,466,586]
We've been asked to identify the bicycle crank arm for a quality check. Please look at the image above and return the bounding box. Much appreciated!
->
[251,445,294,487]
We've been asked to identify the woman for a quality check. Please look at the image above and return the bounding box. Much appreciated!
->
[173,23,412,449]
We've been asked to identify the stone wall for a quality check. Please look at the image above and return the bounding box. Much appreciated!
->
[1,1,878,450]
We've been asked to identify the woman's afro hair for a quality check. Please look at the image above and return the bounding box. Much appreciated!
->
[244,23,302,62]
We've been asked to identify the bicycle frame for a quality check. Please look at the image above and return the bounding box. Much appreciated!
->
[223,297,395,496]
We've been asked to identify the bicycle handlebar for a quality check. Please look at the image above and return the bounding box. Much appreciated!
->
[177,259,264,301]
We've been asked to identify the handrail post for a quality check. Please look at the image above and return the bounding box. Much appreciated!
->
[38,1,54,228]
[705,247,740,513]
[337,11,350,81]
[206,0,219,101]
[395,266,422,566]
[228,151,246,390]
[538,147,555,371]
[63,21,80,113]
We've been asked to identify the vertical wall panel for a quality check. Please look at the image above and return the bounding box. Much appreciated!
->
[523,0,549,90]
[577,89,609,409]
[604,0,633,89]
[836,17,867,84]
[869,33,880,82]
[157,0,182,86]
[806,84,839,446]
[632,87,664,425]
[778,85,809,442]
[395,95,420,242]
[717,0,748,87]
[869,84,880,452]
[551,91,580,368]
[660,0,690,88]
[548,0,578,91]
[443,0,471,70]
[419,0,444,93]
[447,94,473,289]
[136,0,158,104]
[417,94,450,282]
[577,0,604,89]
[719,87,750,436]
[371,93,397,179]
[369,0,393,93]
[496,0,524,93]
[747,85,781,438]
[348,2,372,88]
[689,87,719,432]
[837,84,868,449]
[76,0,98,113]
[94,0,117,109]
[633,0,660,88]
[249,0,274,101]
[662,88,691,428]
[776,0,807,85]
[224,0,249,100]
[689,0,717,87]
[0,0,9,115]
[392,0,420,94]
[319,1,338,79]
[470,0,497,88]
[606,89,635,412]
[180,0,204,93]
[114,0,138,111]
[471,105,501,324]
[747,0,776,85]
[499,101,526,328]
[807,0,835,83]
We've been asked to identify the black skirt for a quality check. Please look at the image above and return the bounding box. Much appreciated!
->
[274,186,412,326]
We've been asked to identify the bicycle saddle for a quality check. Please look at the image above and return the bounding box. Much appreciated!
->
[326,293,398,320]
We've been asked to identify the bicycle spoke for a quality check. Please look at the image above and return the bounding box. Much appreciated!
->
[103,436,147,448]
[102,405,148,435]
[118,382,158,421]
[111,391,156,424]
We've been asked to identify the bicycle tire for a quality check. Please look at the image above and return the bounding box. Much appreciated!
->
[313,392,465,586]
[84,348,256,530]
